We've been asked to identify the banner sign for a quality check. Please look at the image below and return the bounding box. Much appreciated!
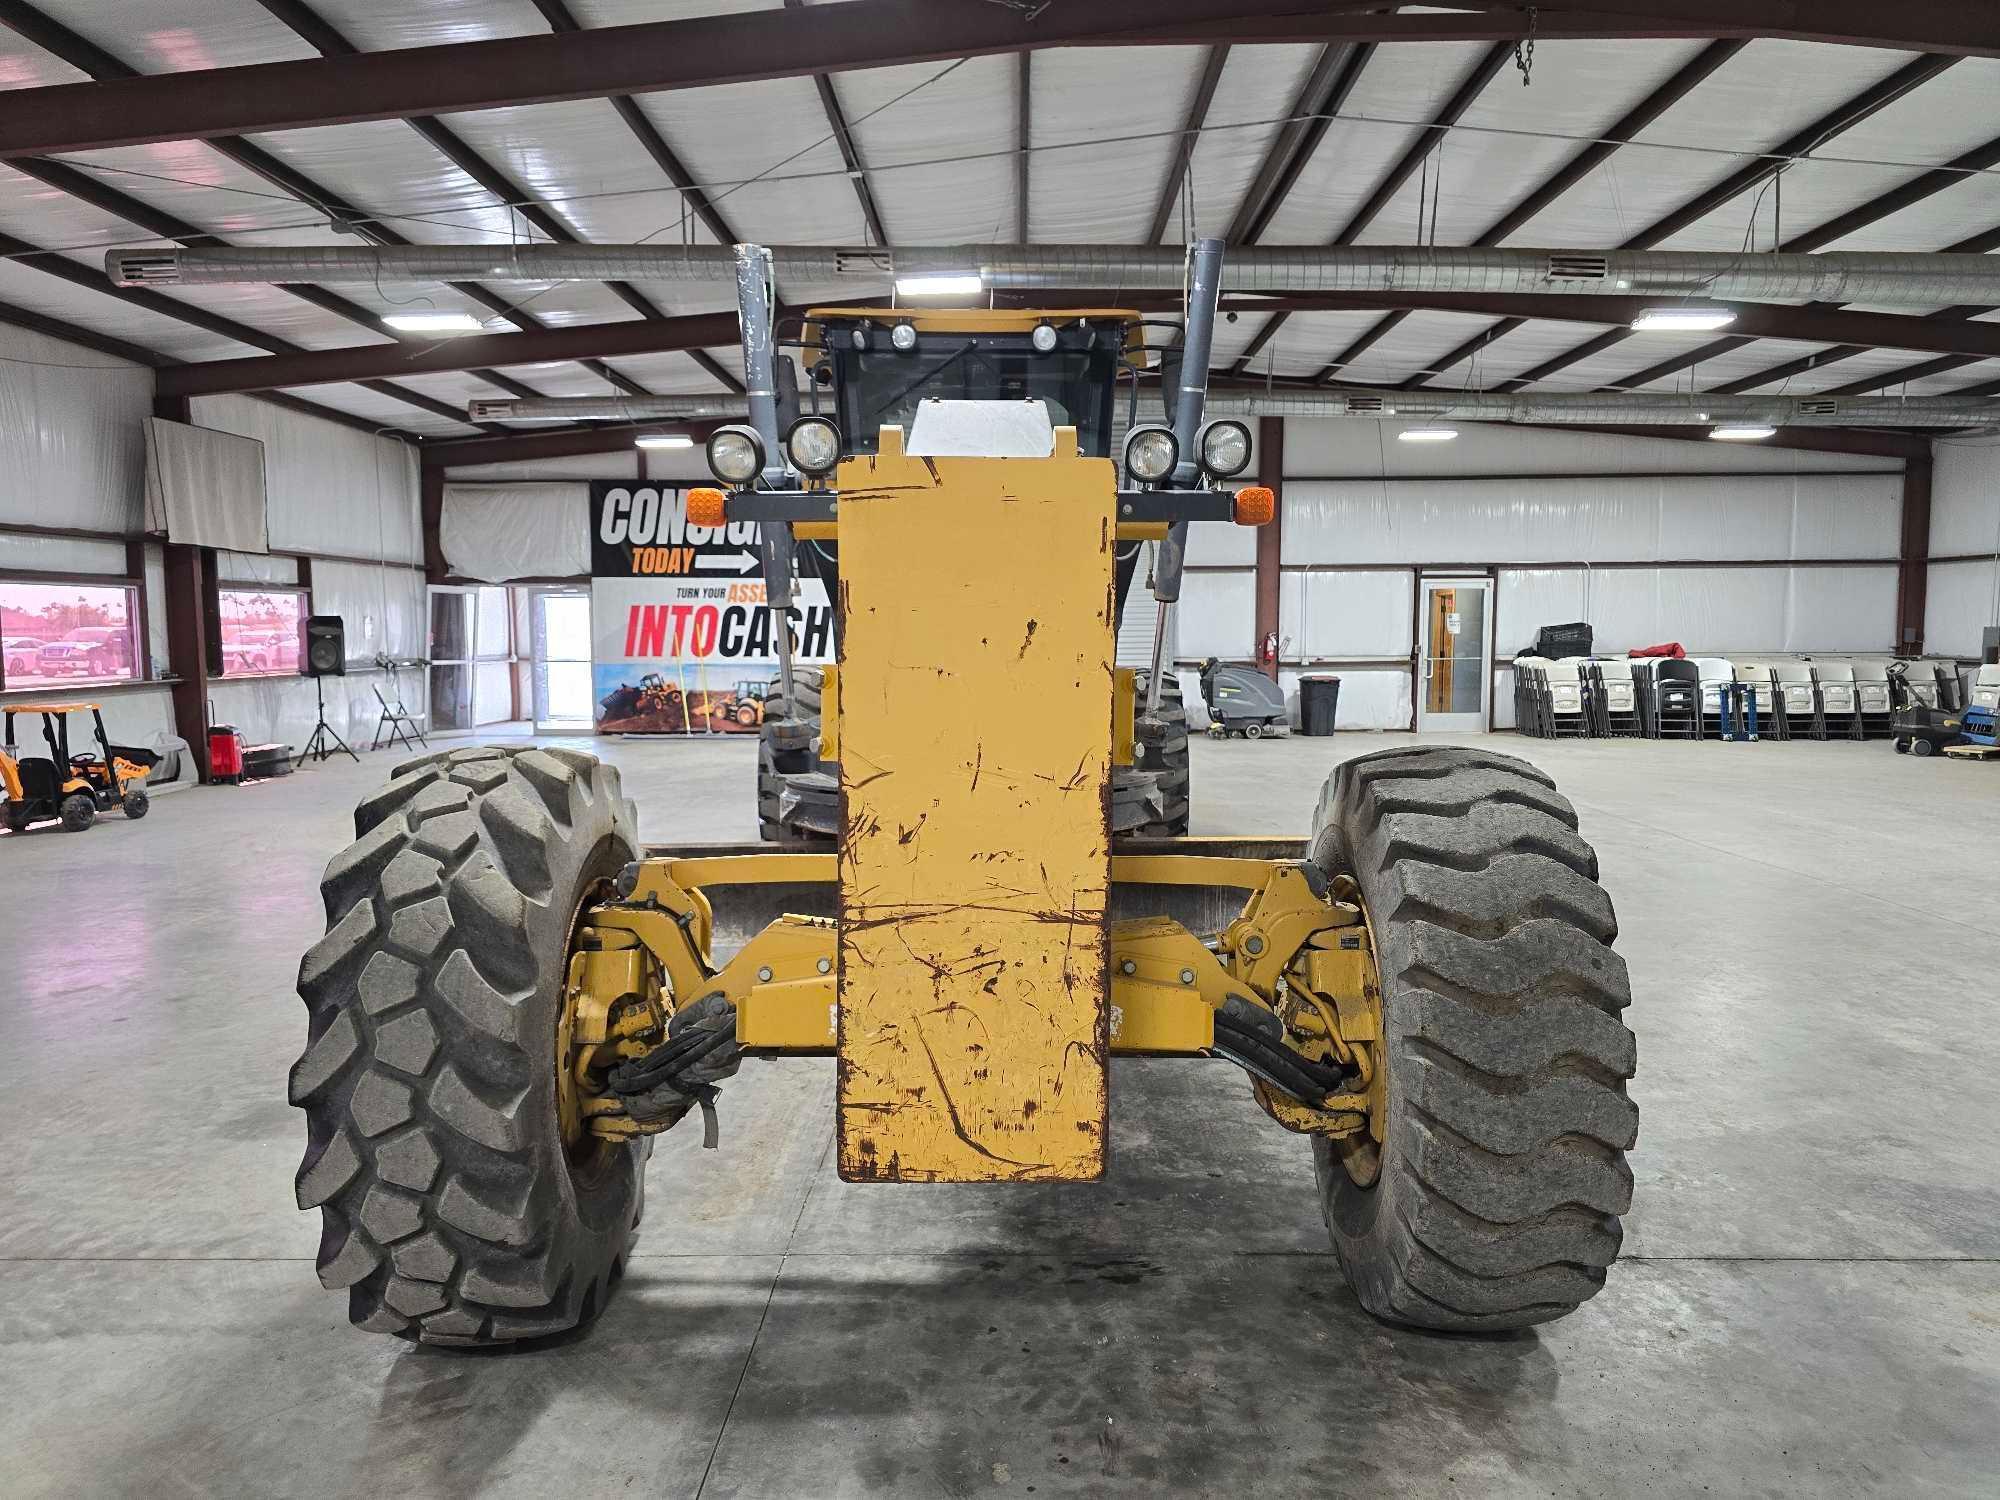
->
[588,482,833,733]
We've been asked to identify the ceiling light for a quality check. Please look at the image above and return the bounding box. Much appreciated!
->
[1397,425,1459,442]
[635,434,694,450]
[1709,424,1776,441]
[381,310,484,334]
[895,272,983,298]
[1631,303,1737,333]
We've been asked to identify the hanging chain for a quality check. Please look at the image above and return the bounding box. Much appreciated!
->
[1513,6,1538,86]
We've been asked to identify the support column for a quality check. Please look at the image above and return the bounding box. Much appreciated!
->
[420,466,447,583]
[1896,451,1934,655]
[1254,415,1284,680]
[152,393,212,779]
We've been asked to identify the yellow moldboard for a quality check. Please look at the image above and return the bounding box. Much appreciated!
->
[835,425,1115,1182]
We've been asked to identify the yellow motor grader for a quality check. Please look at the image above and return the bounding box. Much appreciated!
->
[291,242,1636,1346]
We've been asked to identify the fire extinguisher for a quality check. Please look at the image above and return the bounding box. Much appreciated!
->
[1259,631,1279,666]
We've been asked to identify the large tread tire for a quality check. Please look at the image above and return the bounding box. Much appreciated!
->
[1128,678,1191,838]
[291,744,646,1346]
[1306,745,1636,1332]
[757,669,833,844]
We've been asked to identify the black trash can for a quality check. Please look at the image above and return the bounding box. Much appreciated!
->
[1301,674,1342,736]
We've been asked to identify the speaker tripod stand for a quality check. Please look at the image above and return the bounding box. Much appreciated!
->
[302,674,359,764]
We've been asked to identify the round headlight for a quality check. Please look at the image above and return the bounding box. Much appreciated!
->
[1031,322,1058,353]
[846,326,870,352]
[1124,425,1179,485]
[706,425,765,486]
[785,416,842,477]
[890,321,918,352]
[1197,419,1252,479]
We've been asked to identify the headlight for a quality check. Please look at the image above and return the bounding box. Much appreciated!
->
[1197,419,1252,478]
[1124,425,1179,485]
[1031,322,1058,353]
[785,416,842,476]
[706,425,765,486]
[890,322,918,352]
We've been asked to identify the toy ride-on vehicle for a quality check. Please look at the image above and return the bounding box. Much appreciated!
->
[1,701,157,833]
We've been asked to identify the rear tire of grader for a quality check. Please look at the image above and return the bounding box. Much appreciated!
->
[291,745,647,1346]
[1307,746,1638,1331]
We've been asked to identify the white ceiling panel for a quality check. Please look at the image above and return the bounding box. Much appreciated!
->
[1030,47,1202,243]
[298,380,476,436]
[0,160,142,250]
[636,76,863,246]
[1905,359,1999,396]
[1260,42,1492,246]
[49,144,363,247]
[1449,39,1715,246]
[33,0,314,72]
[1240,310,1392,379]
[1336,310,1503,386]
[604,349,746,393]
[306,0,545,49]
[836,56,1016,242]
[0,27,86,89]
[139,281,385,350]
[1606,337,1840,392]
[1154,45,1321,244]
[1501,41,1923,248]
[434,98,693,246]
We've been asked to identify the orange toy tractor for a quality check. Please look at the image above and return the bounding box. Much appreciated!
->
[1,702,155,833]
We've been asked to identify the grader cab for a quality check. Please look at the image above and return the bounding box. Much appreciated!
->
[290,241,1637,1347]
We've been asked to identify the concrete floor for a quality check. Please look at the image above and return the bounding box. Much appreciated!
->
[3,730,1998,1497]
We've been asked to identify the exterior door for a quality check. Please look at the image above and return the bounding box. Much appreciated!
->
[531,590,593,731]
[426,586,476,734]
[1418,577,1493,732]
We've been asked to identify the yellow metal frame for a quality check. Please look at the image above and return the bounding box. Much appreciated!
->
[564,851,1385,1153]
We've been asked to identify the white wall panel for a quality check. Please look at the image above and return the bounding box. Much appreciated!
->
[1276,667,1412,731]
[1926,558,2000,657]
[1279,570,1413,658]
[188,395,421,563]
[441,483,590,581]
[1496,568,1589,656]
[1177,570,1254,659]
[1186,519,1257,566]
[1283,418,1898,475]
[1931,440,2000,557]
[0,325,150,533]
[312,559,426,662]
[0,532,127,574]
[214,551,299,585]
[1784,567,1898,652]
[445,453,646,483]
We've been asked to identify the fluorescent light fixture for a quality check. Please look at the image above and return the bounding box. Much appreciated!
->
[1397,425,1459,442]
[635,434,695,450]
[1631,303,1737,332]
[381,310,484,334]
[894,272,983,297]
[1709,424,1776,441]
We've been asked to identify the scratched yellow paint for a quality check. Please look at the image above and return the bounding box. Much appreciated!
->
[835,425,1115,1182]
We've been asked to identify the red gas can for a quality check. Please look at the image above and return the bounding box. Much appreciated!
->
[208,724,246,783]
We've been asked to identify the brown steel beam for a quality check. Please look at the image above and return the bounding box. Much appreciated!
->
[1238,43,1512,375]
[15,0,1939,161]
[1491,54,1960,391]
[1148,46,1231,245]
[1254,415,1284,682]
[154,311,740,398]
[1897,455,1935,653]
[421,467,447,584]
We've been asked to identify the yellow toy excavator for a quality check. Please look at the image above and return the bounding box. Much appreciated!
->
[2,702,154,833]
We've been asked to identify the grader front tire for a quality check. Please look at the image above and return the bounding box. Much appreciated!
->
[1307,746,1637,1331]
[291,745,646,1346]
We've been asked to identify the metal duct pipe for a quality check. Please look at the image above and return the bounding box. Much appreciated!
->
[466,390,1998,430]
[109,243,2000,307]
[467,396,745,423]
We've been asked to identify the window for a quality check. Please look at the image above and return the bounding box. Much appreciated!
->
[0,578,141,690]
[217,587,306,677]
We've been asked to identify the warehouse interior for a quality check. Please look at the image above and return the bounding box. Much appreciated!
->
[1,3,1998,1496]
